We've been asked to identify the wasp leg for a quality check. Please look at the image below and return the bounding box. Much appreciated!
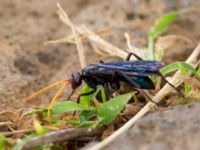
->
[137,89,156,104]
[77,89,96,103]
[73,89,96,116]
[110,81,120,91]
[126,52,143,61]
[109,81,120,98]
[67,89,76,100]
[103,83,111,99]
[157,71,184,97]
[116,70,158,105]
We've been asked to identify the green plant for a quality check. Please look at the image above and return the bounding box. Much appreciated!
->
[147,12,178,60]
[0,134,7,150]
[51,91,134,127]
[161,62,200,96]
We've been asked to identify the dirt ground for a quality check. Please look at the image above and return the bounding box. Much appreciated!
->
[0,0,200,149]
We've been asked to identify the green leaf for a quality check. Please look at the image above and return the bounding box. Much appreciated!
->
[51,101,88,115]
[197,69,200,76]
[154,49,164,61]
[196,69,200,81]
[65,119,80,126]
[99,85,107,103]
[80,85,107,107]
[184,83,191,96]
[147,36,154,59]
[65,119,98,128]
[77,121,98,128]
[97,92,134,125]
[160,62,197,76]
[0,134,7,150]
[92,85,106,102]
[178,63,188,75]
[33,120,47,136]
[147,12,178,60]
[148,12,178,38]
[78,110,96,121]
[80,85,93,107]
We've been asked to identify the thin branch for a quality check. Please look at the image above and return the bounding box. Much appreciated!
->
[0,121,13,126]
[87,43,200,150]
[21,126,105,150]
[78,26,128,59]
[124,32,144,58]
[44,28,112,45]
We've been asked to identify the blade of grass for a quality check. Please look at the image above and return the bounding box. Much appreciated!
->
[161,62,197,76]
[33,120,47,136]
[80,85,93,107]
[97,93,134,125]
[80,85,106,107]
[78,110,96,121]
[0,134,7,150]
[51,101,89,115]
[148,12,178,39]
[147,12,178,60]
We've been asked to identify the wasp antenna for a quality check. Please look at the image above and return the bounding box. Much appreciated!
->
[25,80,66,101]
[47,83,67,121]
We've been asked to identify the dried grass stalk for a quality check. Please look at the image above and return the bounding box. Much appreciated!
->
[57,3,86,68]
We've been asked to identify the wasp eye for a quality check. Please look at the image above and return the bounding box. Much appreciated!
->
[71,72,82,89]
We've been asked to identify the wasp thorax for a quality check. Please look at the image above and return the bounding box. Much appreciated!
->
[71,72,82,89]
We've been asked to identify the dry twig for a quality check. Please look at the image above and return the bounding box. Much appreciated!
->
[3,128,34,136]
[57,3,86,68]
[21,126,105,150]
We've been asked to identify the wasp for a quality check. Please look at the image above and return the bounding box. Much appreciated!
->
[26,52,181,118]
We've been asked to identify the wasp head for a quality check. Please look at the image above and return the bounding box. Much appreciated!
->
[71,72,82,89]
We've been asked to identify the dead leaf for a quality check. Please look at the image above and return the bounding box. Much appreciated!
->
[156,34,191,51]
[183,77,200,89]
[187,90,200,99]
[0,110,20,122]
[101,124,115,140]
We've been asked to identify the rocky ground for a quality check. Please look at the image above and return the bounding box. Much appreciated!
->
[0,0,200,149]
[84,102,200,150]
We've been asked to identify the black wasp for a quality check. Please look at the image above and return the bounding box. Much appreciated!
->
[26,52,181,116]
[70,52,181,103]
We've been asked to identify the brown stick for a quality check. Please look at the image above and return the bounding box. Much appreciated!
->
[21,126,105,150]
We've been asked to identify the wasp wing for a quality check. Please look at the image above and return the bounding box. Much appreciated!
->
[128,76,155,89]
[96,60,162,89]
[97,60,164,77]
[83,60,163,89]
